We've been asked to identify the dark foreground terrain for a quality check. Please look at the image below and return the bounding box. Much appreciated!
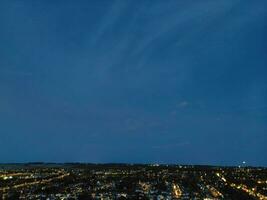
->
[0,163,266,200]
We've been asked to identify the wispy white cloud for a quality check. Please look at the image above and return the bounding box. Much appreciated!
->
[177,101,189,108]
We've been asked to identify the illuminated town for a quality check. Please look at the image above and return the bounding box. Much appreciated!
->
[0,164,266,199]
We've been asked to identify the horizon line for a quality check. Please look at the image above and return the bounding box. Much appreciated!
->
[0,162,266,168]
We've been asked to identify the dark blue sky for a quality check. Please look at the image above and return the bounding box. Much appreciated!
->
[0,0,267,166]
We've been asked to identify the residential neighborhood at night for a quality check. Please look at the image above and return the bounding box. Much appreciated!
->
[1,164,267,200]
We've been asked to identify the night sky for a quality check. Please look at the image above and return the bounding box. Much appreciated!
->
[0,0,267,166]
